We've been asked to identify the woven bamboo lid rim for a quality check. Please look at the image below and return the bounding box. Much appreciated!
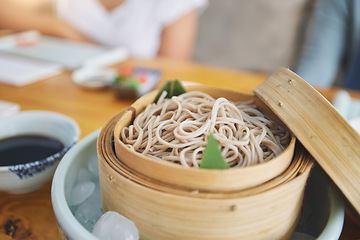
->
[254,68,360,215]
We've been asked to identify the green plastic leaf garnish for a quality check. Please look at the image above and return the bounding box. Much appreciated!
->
[154,81,171,102]
[200,133,229,169]
[172,79,186,97]
[154,79,186,103]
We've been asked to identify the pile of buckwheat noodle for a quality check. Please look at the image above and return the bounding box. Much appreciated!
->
[121,91,290,168]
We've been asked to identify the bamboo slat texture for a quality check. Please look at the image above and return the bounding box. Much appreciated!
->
[255,68,360,215]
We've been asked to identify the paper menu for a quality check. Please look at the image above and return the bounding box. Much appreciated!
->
[0,53,62,86]
[0,31,128,70]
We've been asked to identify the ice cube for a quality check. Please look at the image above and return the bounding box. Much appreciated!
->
[86,182,102,206]
[74,201,103,232]
[70,181,95,206]
[88,156,99,178]
[77,167,92,183]
[92,211,139,240]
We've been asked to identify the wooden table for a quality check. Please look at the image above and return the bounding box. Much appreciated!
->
[0,57,359,239]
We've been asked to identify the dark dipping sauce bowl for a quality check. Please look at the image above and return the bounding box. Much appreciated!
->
[0,111,80,194]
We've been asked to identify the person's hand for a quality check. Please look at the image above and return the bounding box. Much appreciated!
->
[0,0,96,45]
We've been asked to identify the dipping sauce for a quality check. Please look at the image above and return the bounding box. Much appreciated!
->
[0,135,64,166]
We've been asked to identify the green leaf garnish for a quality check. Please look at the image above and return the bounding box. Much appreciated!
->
[154,79,186,103]
[200,133,229,169]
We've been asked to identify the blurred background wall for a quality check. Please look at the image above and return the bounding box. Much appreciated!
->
[193,0,317,74]
[1,0,318,75]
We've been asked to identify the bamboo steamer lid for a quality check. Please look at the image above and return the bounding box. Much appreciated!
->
[254,68,360,215]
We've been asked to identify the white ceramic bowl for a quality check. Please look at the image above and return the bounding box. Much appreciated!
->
[51,130,344,240]
[52,130,100,240]
[0,110,80,194]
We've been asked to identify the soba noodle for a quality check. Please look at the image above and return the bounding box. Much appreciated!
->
[120,91,290,168]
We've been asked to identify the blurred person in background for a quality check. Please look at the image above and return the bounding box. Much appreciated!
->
[0,0,207,61]
[295,0,360,90]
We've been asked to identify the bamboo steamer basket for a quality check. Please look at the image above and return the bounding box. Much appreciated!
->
[97,109,313,240]
[113,85,296,192]
[96,68,324,240]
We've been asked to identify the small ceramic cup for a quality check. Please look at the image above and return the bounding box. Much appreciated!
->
[0,110,80,194]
